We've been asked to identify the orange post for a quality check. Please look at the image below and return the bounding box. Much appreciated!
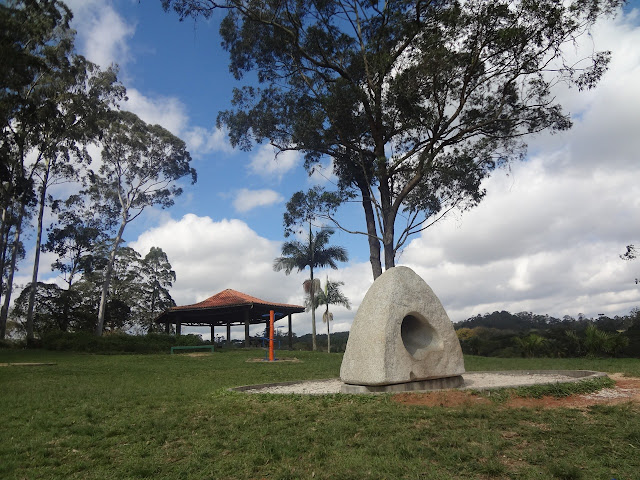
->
[269,310,275,362]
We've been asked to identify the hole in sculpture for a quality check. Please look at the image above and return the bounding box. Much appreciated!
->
[401,313,439,360]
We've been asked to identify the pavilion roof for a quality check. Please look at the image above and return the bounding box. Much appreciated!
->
[156,289,305,326]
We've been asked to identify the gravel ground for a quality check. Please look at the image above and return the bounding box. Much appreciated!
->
[238,371,599,395]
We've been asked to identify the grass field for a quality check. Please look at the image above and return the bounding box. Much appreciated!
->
[0,349,638,480]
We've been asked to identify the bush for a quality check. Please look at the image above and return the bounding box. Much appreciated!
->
[38,331,207,354]
[0,339,17,349]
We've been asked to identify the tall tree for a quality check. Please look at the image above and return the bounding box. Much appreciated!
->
[139,246,176,333]
[89,110,196,336]
[43,195,109,331]
[163,0,623,279]
[273,228,348,350]
[0,0,74,338]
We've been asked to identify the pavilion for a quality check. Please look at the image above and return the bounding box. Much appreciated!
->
[155,289,305,349]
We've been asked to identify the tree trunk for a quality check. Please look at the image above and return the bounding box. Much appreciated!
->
[309,222,317,351]
[383,214,396,271]
[310,266,317,351]
[0,206,8,310]
[377,170,396,272]
[26,159,51,341]
[358,180,382,279]
[96,217,127,336]
[326,305,331,354]
[0,204,25,339]
[149,284,157,333]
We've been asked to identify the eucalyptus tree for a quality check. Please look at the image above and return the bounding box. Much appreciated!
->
[43,195,108,330]
[163,0,623,279]
[89,110,196,336]
[0,0,74,338]
[273,228,348,350]
[140,247,176,333]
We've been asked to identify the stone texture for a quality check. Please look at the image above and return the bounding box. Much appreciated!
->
[340,266,465,387]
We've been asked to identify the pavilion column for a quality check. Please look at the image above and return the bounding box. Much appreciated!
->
[288,314,293,350]
[211,325,215,343]
[226,322,231,347]
[165,322,170,334]
[244,309,250,348]
[176,321,181,336]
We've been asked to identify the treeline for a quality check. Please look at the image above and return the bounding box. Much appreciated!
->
[456,310,640,358]
[1,1,195,341]
[293,331,350,353]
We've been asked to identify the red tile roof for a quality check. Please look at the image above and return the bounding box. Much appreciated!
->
[169,289,304,312]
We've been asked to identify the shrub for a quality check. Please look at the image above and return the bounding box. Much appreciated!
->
[38,331,207,354]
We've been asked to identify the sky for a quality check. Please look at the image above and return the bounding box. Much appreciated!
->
[13,0,640,340]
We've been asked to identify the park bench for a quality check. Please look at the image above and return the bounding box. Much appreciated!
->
[170,345,214,354]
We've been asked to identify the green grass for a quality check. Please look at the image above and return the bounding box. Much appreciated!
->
[1,350,638,479]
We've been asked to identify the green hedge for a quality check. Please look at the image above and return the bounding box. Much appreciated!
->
[37,331,208,354]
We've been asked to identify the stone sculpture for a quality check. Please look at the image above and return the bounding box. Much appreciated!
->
[340,266,465,393]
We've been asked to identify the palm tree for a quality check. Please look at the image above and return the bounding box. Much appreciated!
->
[273,228,348,351]
[309,276,351,353]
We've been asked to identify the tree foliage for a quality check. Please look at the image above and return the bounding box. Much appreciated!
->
[163,0,623,278]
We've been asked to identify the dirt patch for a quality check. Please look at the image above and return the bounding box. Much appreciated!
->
[393,374,640,409]
[394,390,492,407]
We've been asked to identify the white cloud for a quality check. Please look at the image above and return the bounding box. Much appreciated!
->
[183,126,234,157]
[121,88,189,136]
[66,1,136,69]
[128,215,312,333]
[233,189,284,213]
[248,145,301,180]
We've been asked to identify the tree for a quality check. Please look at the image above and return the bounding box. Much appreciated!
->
[12,282,66,334]
[44,195,107,291]
[312,276,351,353]
[0,0,72,339]
[23,59,124,342]
[88,110,196,336]
[273,228,348,351]
[163,0,622,279]
[139,247,176,333]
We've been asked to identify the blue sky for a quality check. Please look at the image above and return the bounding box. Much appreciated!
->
[14,0,640,339]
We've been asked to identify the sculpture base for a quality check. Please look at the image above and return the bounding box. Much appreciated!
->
[341,375,464,394]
